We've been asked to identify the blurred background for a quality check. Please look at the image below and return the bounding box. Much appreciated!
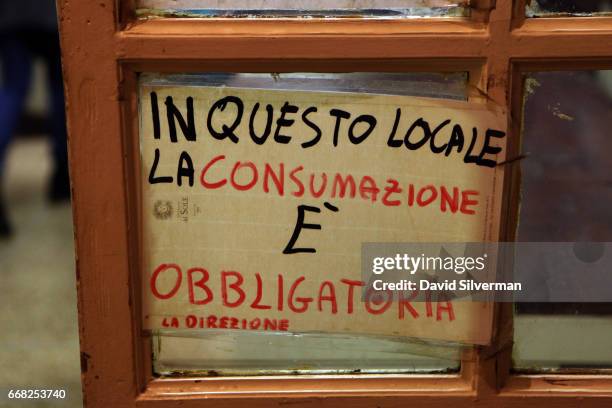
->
[0,1,81,406]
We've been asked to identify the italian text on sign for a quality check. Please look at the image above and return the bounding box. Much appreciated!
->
[140,84,506,345]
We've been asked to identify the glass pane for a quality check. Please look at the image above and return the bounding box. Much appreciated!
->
[527,0,612,17]
[513,71,612,372]
[136,0,470,18]
[142,72,470,376]
[144,72,469,100]
[154,332,461,375]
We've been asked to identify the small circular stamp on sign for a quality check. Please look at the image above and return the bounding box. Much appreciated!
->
[573,241,605,264]
[153,200,173,220]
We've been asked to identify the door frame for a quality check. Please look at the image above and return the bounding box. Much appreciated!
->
[57,0,612,406]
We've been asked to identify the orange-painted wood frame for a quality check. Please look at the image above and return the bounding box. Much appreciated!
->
[56,0,612,406]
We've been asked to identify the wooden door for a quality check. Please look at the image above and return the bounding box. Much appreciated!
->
[57,1,612,407]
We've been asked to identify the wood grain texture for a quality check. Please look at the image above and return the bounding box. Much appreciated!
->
[58,0,138,406]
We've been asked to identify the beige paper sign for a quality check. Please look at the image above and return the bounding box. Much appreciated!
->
[140,84,506,345]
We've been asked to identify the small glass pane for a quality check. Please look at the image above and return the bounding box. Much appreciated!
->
[513,71,612,372]
[527,0,612,17]
[142,72,469,376]
[136,0,470,18]
[154,332,461,375]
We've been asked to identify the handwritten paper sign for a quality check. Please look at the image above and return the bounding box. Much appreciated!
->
[140,84,506,345]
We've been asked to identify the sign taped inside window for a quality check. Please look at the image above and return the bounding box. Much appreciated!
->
[139,77,506,346]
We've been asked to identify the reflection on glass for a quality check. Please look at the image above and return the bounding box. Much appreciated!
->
[136,0,470,18]
[527,0,612,17]
[144,72,468,376]
[154,331,461,375]
[144,72,469,100]
[513,70,612,372]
